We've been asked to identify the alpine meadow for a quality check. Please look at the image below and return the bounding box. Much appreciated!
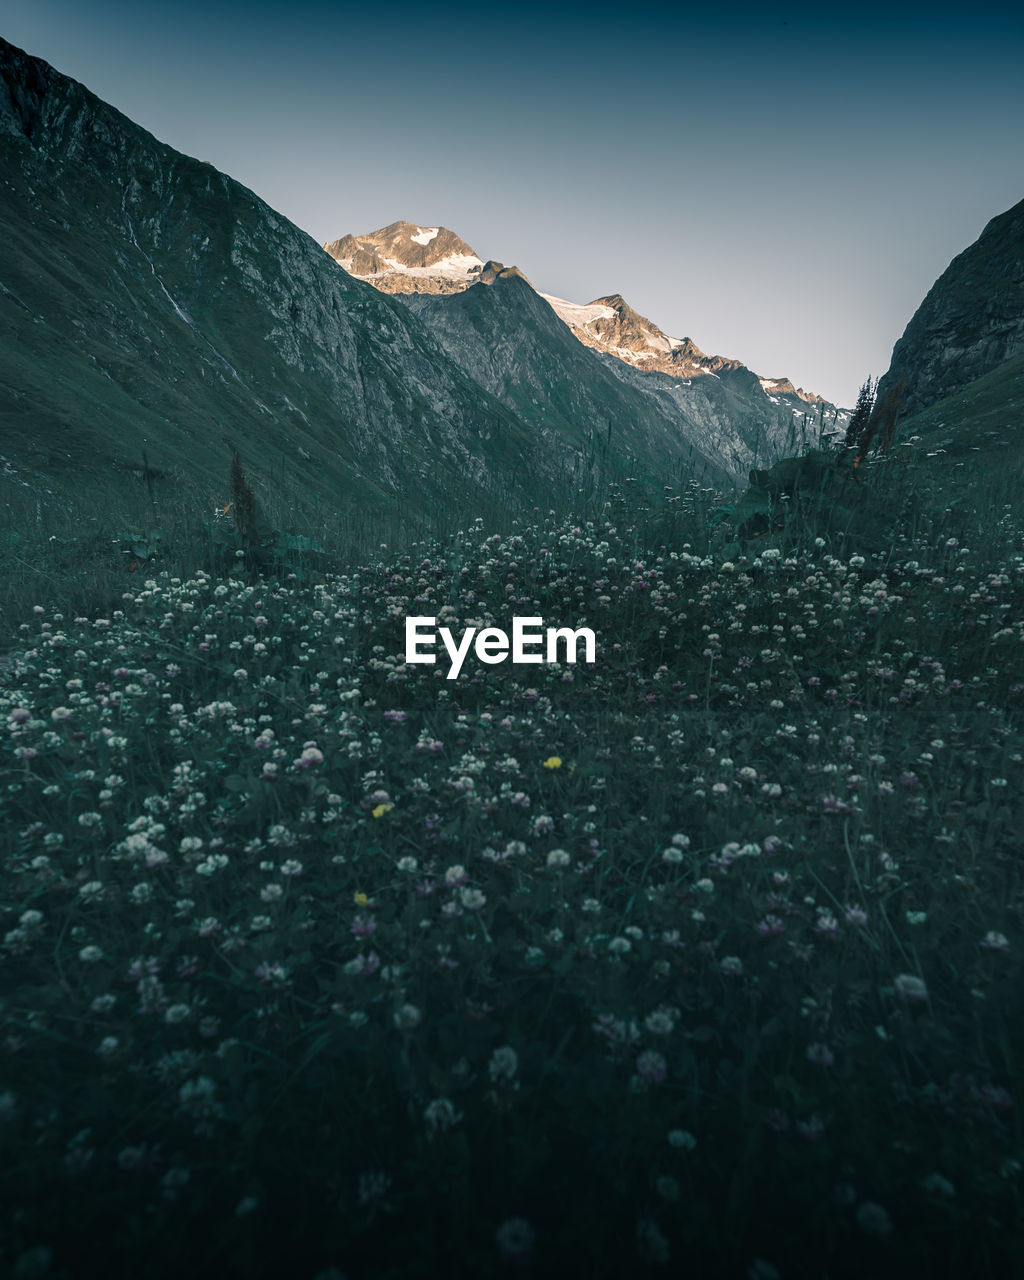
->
[2,15,1024,1280]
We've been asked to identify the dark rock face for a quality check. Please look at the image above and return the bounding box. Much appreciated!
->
[0,38,549,514]
[399,272,831,485]
[877,198,1024,418]
[0,36,844,517]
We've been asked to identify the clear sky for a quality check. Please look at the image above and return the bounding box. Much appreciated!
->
[4,0,1023,406]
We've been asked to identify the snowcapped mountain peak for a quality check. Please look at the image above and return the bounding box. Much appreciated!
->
[323,220,484,294]
[323,220,838,408]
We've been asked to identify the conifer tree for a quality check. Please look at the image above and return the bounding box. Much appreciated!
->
[843,377,877,453]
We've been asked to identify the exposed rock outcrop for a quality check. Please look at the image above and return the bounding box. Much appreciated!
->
[877,197,1024,417]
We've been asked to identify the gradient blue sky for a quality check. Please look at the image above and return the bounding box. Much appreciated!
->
[4,1,1023,405]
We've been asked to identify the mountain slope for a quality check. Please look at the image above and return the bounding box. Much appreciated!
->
[400,269,723,487]
[330,225,848,479]
[0,40,602,518]
[326,221,845,431]
[400,269,832,485]
[877,196,1024,418]
[884,351,1024,472]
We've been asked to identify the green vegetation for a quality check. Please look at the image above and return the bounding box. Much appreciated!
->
[1,450,1022,1278]
[892,353,1024,462]
[0,455,493,647]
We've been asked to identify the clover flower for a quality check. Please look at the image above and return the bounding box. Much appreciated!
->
[855,1201,893,1238]
[980,931,1010,952]
[488,1046,518,1083]
[635,1051,668,1084]
[892,973,928,1002]
[495,1217,535,1261]
[423,1098,462,1136]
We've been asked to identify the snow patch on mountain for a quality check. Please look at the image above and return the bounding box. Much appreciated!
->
[371,253,483,282]
[539,293,617,329]
[642,328,671,354]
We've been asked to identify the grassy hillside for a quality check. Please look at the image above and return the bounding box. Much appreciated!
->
[835,353,1024,530]
[889,353,1024,465]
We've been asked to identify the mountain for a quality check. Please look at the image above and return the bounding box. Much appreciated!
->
[326,222,849,475]
[327,222,839,422]
[0,39,763,521]
[398,270,827,484]
[0,41,572,519]
[540,290,821,403]
[877,196,1024,418]
[323,221,485,295]
[0,37,841,530]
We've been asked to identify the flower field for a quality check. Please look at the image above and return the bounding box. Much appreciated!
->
[2,504,1023,1278]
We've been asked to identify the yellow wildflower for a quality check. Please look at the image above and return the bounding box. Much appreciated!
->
[372,803,393,818]
[353,892,368,907]
[542,756,563,770]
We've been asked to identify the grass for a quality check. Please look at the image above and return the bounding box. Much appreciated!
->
[886,353,1024,464]
[1,457,1023,1279]
[0,461,528,648]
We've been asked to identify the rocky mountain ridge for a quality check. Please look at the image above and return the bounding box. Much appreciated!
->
[0,37,845,526]
[877,196,1024,418]
[399,267,832,486]
[0,41,575,514]
[325,221,834,412]
[323,221,485,296]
